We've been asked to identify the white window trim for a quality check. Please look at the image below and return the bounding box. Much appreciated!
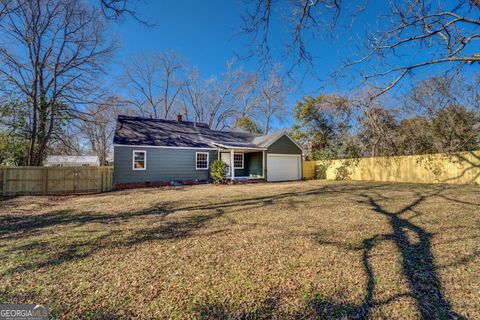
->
[233,153,244,169]
[195,152,209,170]
[132,150,147,170]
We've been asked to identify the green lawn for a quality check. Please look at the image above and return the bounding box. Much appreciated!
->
[0,181,478,319]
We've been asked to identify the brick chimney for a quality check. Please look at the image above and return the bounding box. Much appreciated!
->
[177,114,183,122]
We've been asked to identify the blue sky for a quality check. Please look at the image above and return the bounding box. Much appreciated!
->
[108,0,353,129]
[110,0,380,87]
[107,1,478,129]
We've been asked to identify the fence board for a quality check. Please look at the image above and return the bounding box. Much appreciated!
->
[316,151,480,185]
[0,166,113,196]
[302,161,317,179]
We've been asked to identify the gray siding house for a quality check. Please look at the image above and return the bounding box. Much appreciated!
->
[113,115,303,187]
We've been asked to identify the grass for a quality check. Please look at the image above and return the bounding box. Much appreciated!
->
[0,180,478,319]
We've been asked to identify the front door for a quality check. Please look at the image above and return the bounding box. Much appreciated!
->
[220,152,231,177]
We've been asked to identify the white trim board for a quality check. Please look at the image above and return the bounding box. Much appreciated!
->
[266,153,302,157]
[214,143,267,151]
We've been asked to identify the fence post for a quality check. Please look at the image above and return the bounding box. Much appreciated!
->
[2,168,7,196]
[43,167,49,195]
[73,168,78,194]
[100,167,104,192]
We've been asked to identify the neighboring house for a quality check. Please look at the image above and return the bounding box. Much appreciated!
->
[105,153,114,165]
[113,115,303,188]
[45,155,100,167]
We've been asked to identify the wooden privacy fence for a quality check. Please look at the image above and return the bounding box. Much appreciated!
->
[302,161,317,179]
[307,150,480,185]
[0,166,113,196]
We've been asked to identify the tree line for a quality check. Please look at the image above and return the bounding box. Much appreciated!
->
[122,53,288,133]
[292,75,480,160]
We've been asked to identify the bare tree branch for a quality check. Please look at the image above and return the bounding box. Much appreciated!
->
[122,51,185,119]
[0,0,116,165]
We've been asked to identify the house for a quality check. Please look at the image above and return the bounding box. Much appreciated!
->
[112,115,303,188]
[45,155,100,167]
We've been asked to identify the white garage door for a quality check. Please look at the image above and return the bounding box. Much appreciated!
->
[267,154,301,182]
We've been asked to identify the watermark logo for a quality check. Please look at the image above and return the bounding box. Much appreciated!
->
[0,304,48,320]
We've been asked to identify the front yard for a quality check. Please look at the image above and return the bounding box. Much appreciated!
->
[0,181,478,319]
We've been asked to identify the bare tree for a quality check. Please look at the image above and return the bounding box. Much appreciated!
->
[182,62,242,130]
[355,92,398,157]
[258,69,288,134]
[181,68,205,122]
[0,0,116,166]
[48,124,84,157]
[0,0,17,21]
[402,75,480,153]
[240,0,347,67]
[79,96,123,165]
[236,72,260,118]
[123,51,185,119]
[241,1,478,95]
[405,75,479,116]
[97,0,153,26]
[349,1,480,96]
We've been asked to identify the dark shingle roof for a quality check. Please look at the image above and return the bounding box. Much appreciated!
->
[113,115,283,149]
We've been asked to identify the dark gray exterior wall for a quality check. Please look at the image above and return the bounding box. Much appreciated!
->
[114,134,301,184]
[113,146,217,183]
[245,152,263,176]
[233,152,263,177]
[266,135,302,155]
[233,162,247,177]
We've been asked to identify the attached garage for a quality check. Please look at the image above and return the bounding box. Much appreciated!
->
[267,154,301,182]
[264,133,303,182]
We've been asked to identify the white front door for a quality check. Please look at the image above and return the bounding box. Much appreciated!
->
[221,152,231,177]
[267,154,301,182]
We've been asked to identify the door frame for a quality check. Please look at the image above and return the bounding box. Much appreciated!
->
[220,152,232,177]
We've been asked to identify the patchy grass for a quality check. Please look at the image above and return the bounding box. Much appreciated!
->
[0,181,478,319]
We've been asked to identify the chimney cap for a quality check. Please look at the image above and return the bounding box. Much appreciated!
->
[177,114,183,122]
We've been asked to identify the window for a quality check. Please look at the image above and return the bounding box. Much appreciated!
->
[133,150,146,170]
[233,153,244,169]
[196,152,209,170]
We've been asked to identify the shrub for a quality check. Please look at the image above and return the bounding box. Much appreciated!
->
[210,160,229,183]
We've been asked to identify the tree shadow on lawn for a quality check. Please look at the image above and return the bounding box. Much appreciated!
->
[361,192,464,319]
[0,183,392,279]
[0,206,228,277]
[313,187,467,319]
[192,184,471,319]
[1,182,475,318]
[192,292,362,319]
[0,183,349,237]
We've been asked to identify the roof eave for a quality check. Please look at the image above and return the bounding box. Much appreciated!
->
[213,143,267,151]
[113,143,218,150]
